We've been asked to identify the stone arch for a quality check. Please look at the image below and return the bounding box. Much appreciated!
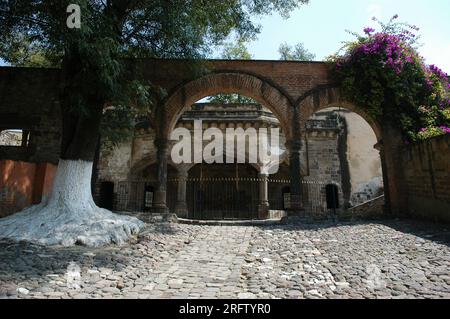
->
[163,72,293,140]
[296,86,410,215]
[297,87,382,142]
[129,156,189,179]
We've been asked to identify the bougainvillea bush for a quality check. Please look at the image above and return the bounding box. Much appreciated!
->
[333,15,450,142]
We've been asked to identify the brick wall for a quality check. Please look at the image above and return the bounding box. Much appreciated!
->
[304,132,342,184]
[402,135,450,222]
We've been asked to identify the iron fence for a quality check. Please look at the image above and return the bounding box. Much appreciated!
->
[186,177,260,220]
[105,178,337,219]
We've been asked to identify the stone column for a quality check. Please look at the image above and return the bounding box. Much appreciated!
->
[151,138,169,215]
[286,106,305,216]
[175,167,189,218]
[288,139,304,215]
[378,123,408,216]
[258,173,270,219]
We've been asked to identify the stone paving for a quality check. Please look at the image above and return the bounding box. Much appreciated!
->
[0,219,449,299]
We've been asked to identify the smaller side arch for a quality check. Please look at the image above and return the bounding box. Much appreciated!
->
[297,87,382,142]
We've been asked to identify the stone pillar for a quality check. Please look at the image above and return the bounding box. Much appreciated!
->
[258,173,270,219]
[175,167,189,218]
[151,138,169,214]
[288,140,304,215]
[286,106,305,216]
[378,123,408,216]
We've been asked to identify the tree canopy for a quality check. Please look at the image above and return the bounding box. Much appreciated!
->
[220,38,253,60]
[0,0,309,65]
[278,42,316,61]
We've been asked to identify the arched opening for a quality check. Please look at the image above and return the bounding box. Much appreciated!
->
[0,129,30,147]
[163,72,293,140]
[168,91,289,220]
[303,105,385,217]
[115,162,179,212]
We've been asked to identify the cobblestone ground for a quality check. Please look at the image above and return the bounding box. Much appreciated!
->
[0,220,449,299]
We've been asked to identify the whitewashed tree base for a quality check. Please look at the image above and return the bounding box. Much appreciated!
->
[0,159,144,247]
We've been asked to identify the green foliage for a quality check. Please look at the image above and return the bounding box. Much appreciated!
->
[208,94,258,104]
[221,39,253,60]
[0,32,58,67]
[278,42,316,61]
[100,81,167,151]
[417,126,450,140]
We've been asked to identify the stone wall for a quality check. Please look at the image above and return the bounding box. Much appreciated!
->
[339,195,385,220]
[97,140,134,183]
[402,135,450,222]
[305,132,342,183]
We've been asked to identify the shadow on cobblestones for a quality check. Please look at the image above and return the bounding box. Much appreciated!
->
[378,219,450,247]
[254,218,450,247]
[0,223,187,282]
[0,239,130,277]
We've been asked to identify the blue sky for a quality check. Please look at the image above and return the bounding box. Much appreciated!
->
[1,0,449,72]
[243,0,450,72]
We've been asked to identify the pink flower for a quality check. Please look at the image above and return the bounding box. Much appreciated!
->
[364,27,375,35]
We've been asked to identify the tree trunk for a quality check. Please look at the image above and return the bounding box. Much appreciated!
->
[0,157,143,246]
[0,55,144,247]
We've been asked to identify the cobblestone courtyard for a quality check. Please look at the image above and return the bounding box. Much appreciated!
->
[1,220,449,299]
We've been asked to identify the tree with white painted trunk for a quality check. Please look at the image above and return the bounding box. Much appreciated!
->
[0,0,309,246]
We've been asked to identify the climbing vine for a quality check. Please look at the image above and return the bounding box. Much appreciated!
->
[332,15,450,142]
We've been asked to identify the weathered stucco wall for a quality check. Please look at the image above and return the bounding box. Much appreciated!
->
[402,135,450,222]
[0,160,56,217]
[342,110,383,206]
[344,111,382,191]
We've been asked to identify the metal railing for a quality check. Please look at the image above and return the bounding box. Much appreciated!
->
[105,178,337,219]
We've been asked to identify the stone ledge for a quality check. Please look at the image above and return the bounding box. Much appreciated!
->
[114,211,178,224]
[177,218,282,226]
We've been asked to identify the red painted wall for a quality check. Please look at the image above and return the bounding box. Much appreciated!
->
[0,160,57,217]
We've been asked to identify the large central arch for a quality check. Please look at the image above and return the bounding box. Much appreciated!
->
[162,72,294,140]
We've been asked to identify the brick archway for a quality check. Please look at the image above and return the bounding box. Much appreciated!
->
[297,86,409,216]
[162,72,294,140]
[297,86,382,142]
